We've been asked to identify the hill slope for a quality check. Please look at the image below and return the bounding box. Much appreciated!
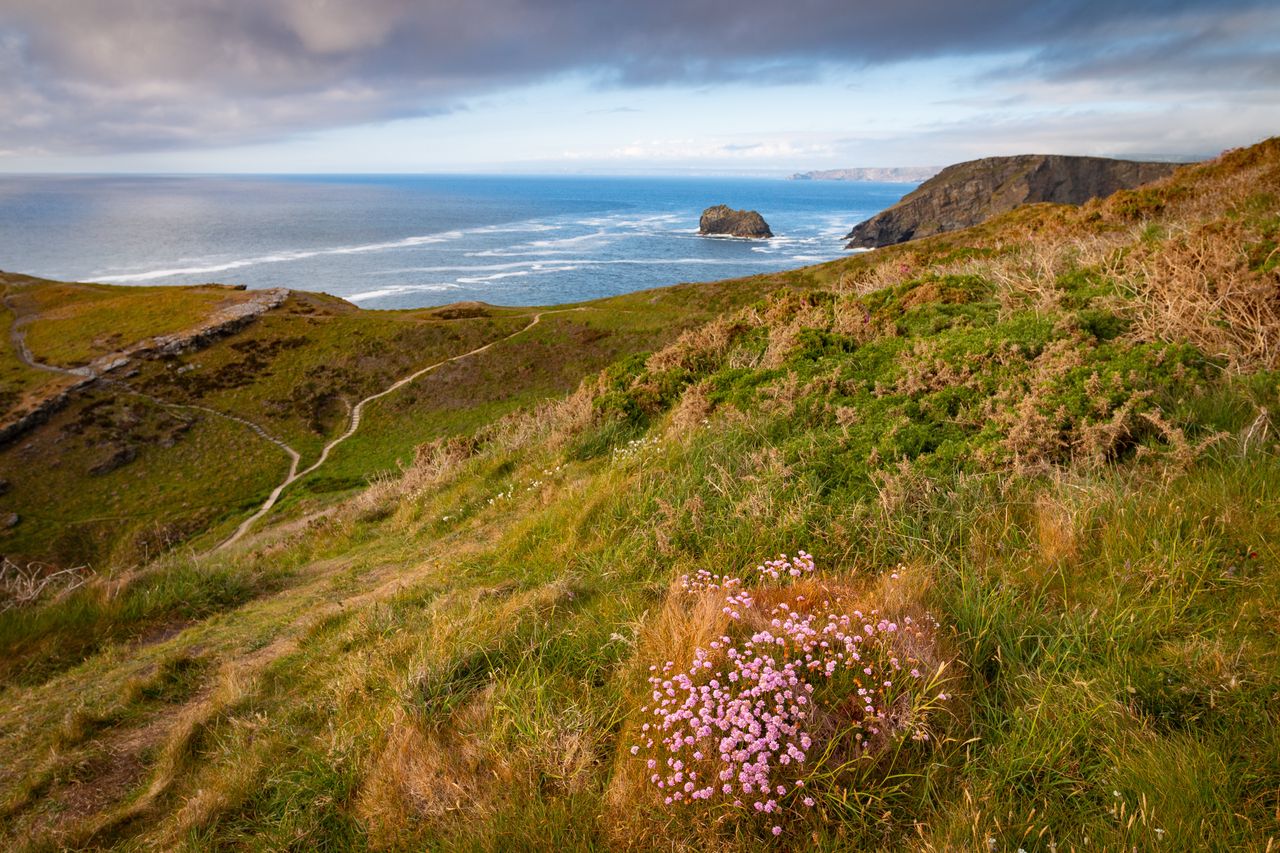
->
[1,270,820,569]
[0,138,1278,851]
[845,154,1183,248]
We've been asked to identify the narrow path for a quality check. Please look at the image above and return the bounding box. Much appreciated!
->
[8,287,580,553]
[3,286,304,508]
[116,387,303,471]
[218,309,567,549]
[3,289,86,376]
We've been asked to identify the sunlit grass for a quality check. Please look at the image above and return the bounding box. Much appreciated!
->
[0,138,1278,850]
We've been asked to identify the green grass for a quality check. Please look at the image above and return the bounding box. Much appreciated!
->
[1,269,822,568]
[0,137,1278,851]
[15,279,241,368]
[0,387,288,568]
[0,279,59,415]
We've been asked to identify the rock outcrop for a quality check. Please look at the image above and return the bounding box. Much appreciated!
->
[0,287,289,447]
[699,205,772,239]
[845,154,1184,249]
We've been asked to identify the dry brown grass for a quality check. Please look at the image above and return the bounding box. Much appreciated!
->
[872,456,940,518]
[759,298,829,370]
[1121,220,1280,371]
[667,380,715,437]
[835,251,927,297]
[1033,491,1081,569]
[645,317,742,373]
[481,373,603,453]
[976,228,1133,317]
[356,691,507,849]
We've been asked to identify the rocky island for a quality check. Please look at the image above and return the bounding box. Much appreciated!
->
[698,205,772,238]
[845,154,1184,248]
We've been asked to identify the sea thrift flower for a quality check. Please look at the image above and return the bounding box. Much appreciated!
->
[632,551,946,839]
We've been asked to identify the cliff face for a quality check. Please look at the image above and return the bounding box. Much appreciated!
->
[699,205,772,238]
[845,154,1183,248]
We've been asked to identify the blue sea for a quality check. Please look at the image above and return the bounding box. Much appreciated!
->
[0,175,911,309]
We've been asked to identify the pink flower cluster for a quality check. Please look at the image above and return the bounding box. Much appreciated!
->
[755,551,816,580]
[632,552,941,837]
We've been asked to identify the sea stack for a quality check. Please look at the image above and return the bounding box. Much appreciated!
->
[698,205,772,239]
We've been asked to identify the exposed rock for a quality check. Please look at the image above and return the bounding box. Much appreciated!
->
[431,302,492,320]
[0,287,289,448]
[699,205,773,239]
[89,444,138,476]
[0,377,95,447]
[845,154,1185,249]
[2,512,18,529]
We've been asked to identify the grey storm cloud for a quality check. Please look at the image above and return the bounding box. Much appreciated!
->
[0,0,1276,153]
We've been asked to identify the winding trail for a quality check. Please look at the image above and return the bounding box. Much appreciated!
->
[217,309,563,549]
[123,391,303,472]
[4,289,88,377]
[3,285,303,522]
[4,289,301,462]
[6,286,576,553]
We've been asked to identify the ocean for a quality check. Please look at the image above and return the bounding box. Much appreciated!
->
[0,174,911,309]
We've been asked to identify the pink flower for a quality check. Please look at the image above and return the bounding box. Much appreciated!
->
[631,551,944,819]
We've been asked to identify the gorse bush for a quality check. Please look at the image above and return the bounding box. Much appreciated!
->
[630,552,950,838]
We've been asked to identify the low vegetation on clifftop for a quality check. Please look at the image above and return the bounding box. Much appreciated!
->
[0,138,1278,850]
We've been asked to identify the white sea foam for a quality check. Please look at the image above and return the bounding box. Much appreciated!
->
[347,283,462,302]
[576,214,682,228]
[455,264,581,284]
[471,222,562,234]
[85,201,861,296]
[89,216,574,284]
[93,230,468,283]
[373,257,780,277]
[523,229,612,249]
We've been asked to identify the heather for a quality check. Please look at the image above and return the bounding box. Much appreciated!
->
[0,139,1277,850]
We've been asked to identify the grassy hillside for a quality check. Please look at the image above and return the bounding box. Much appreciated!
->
[0,138,1278,851]
[0,270,815,568]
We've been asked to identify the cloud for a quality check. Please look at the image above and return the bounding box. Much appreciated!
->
[831,102,1278,164]
[0,0,1276,154]
[557,136,837,163]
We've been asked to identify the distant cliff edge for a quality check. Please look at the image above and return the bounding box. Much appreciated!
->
[790,166,941,183]
[845,154,1185,249]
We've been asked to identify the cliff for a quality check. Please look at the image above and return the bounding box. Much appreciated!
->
[845,154,1184,248]
[698,205,772,238]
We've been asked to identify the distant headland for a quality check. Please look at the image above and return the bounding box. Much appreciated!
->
[789,166,942,183]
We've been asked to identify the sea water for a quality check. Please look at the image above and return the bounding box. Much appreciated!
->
[0,174,911,309]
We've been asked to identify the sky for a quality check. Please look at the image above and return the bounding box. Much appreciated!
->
[0,0,1277,174]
